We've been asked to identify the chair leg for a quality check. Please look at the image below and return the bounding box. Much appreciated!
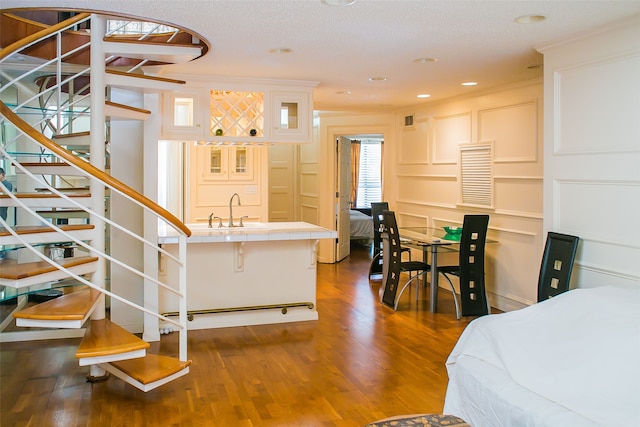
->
[440,272,461,320]
[369,252,383,278]
[394,271,428,311]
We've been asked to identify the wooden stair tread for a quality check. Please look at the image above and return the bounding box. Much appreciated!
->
[105,100,151,115]
[16,162,69,167]
[0,193,91,198]
[106,69,186,85]
[110,354,192,385]
[0,224,94,237]
[52,131,91,139]
[0,256,99,280]
[13,287,101,320]
[35,187,90,192]
[76,319,149,358]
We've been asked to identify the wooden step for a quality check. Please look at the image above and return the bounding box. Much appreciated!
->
[76,318,150,366]
[0,192,91,208]
[0,256,99,289]
[52,131,91,146]
[13,286,103,329]
[103,39,203,64]
[35,186,90,193]
[105,101,151,121]
[36,209,90,221]
[14,162,85,176]
[105,69,185,92]
[0,224,94,245]
[106,354,192,392]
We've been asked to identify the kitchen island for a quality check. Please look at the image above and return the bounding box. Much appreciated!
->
[158,222,336,330]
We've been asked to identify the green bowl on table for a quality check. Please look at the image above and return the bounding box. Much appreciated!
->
[443,226,462,241]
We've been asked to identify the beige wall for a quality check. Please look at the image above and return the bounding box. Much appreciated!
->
[540,14,640,290]
[390,81,544,310]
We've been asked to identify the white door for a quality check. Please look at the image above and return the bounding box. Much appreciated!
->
[336,136,351,261]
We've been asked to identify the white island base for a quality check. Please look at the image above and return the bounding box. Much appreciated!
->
[158,222,336,330]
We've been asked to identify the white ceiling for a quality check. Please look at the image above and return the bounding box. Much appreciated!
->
[6,0,640,111]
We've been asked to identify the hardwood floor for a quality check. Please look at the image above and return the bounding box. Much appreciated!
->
[0,243,475,427]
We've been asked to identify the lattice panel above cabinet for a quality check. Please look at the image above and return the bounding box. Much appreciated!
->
[209,90,264,138]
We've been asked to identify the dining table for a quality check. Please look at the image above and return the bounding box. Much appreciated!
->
[397,227,463,313]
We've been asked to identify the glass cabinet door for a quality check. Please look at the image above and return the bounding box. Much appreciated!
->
[271,92,310,142]
[163,92,202,138]
[203,146,253,181]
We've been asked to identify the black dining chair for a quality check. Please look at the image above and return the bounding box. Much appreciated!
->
[537,232,579,302]
[438,215,490,317]
[369,202,410,279]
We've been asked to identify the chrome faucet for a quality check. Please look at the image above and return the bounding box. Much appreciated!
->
[208,212,222,228]
[228,192,241,227]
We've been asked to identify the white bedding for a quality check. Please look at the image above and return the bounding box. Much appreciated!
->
[350,209,373,239]
[444,285,640,426]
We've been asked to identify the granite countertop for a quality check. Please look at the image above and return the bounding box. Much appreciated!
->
[158,222,336,244]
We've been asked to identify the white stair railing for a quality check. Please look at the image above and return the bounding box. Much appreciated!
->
[0,12,190,364]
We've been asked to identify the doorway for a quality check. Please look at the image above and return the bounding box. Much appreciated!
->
[335,133,384,262]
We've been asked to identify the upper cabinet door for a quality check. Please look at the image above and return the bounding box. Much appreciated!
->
[271,92,310,143]
[162,91,204,139]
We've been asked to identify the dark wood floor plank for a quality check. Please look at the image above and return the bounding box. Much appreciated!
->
[0,243,475,426]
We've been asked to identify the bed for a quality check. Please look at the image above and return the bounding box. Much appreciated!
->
[443,285,640,426]
[350,209,374,240]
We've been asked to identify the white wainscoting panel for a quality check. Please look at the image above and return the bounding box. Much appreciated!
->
[433,112,471,164]
[398,118,429,165]
[479,101,538,162]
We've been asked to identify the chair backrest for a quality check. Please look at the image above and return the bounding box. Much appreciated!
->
[458,215,490,316]
[537,232,579,302]
[371,202,389,256]
[381,210,402,308]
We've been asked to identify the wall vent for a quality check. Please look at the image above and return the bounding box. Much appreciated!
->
[404,114,414,127]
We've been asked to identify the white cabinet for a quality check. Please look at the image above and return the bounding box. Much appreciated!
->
[271,91,311,143]
[199,146,254,181]
[162,91,204,139]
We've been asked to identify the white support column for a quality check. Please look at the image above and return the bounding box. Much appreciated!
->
[88,13,107,380]
[89,14,106,320]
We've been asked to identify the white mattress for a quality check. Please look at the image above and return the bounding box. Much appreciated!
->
[350,209,373,239]
[444,285,640,427]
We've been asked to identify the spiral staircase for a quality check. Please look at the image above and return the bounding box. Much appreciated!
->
[0,10,207,391]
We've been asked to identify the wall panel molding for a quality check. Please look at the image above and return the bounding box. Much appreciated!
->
[554,53,640,155]
[433,112,471,164]
[479,100,538,163]
[398,118,429,165]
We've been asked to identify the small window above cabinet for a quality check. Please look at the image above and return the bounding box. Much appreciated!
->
[271,92,310,143]
[202,146,254,181]
[162,92,203,139]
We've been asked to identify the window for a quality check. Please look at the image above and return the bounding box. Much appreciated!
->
[356,140,382,208]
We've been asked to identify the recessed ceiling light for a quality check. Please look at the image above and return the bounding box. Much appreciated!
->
[369,77,387,82]
[321,0,356,5]
[335,90,352,95]
[413,57,437,64]
[461,81,478,86]
[269,48,293,54]
[417,94,431,99]
[514,14,547,24]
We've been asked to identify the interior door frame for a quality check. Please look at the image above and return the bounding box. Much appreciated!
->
[335,131,385,262]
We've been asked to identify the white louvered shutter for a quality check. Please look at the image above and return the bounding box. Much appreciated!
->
[460,143,493,207]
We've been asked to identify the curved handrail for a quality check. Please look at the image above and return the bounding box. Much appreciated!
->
[1,10,209,62]
[0,101,192,237]
[0,12,91,61]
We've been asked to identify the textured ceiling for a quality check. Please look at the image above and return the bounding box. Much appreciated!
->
[4,0,640,110]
